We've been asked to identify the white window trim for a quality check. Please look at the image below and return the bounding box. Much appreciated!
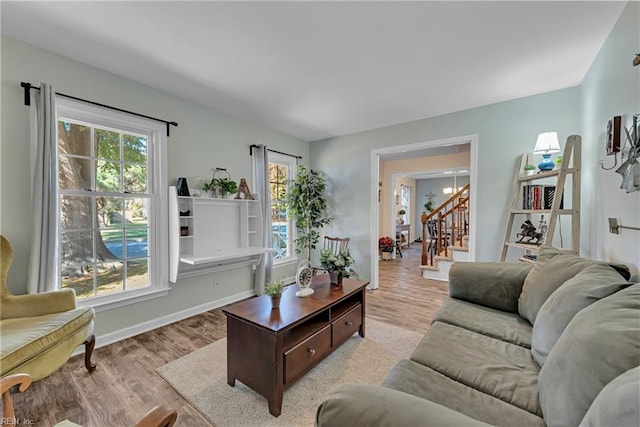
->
[268,152,297,266]
[57,98,169,311]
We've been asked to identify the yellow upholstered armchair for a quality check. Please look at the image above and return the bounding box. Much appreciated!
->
[0,235,96,381]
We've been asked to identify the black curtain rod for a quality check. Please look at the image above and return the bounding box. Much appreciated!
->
[249,144,302,159]
[20,82,178,137]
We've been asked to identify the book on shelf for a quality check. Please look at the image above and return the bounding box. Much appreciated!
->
[521,185,563,210]
[543,186,564,210]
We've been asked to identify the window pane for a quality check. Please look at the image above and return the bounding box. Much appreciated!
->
[99,228,123,260]
[125,198,148,228]
[61,231,94,265]
[97,197,123,229]
[61,262,94,300]
[95,128,120,160]
[126,228,148,258]
[58,121,90,157]
[124,164,147,193]
[61,195,93,231]
[126,258,149,291]
[59,155,92,191]
[96,261,123,296]
[123,134,147,164]
[96,160,121,192]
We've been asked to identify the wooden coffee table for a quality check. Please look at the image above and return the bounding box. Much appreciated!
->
[222,275,368,416]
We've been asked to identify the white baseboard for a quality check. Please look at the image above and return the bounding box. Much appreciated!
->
[73,289,255,355]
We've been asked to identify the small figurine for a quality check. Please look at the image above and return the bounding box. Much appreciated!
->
[516,220,543,245]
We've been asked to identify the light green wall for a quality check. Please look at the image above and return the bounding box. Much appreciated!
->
[581,1,639,274]
[0,36,309,336]
[311,87,581,277]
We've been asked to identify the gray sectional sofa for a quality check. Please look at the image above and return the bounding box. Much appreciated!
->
[316,246,640,427]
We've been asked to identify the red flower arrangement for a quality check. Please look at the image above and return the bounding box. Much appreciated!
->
[378,236,394,252]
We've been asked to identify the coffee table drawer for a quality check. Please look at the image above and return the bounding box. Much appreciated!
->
[332,304,362,347]
[284,325,331,384]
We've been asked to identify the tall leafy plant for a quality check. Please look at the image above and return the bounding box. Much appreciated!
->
[285,165,332,261]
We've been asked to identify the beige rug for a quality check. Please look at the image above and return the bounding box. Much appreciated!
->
[157,318,424,427]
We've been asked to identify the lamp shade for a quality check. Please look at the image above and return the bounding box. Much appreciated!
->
[533,132,561,154]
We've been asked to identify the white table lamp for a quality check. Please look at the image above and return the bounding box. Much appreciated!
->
[533,132,561,171]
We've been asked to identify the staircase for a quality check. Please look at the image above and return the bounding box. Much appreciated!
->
[419,184,470,281]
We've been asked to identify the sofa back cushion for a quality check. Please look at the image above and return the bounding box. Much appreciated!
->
[538,284,640,427]
[579,366,640,427]
[531,264,631,366]
[517,246,629,324]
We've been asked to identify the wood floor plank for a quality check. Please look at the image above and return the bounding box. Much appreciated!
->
[9,244,448,426]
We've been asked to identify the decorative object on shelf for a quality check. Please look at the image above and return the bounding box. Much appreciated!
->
[180,226,189,236]
[615,114,640,193]
[234,178,254,200]
[179,210,191,216]
[203,168,238,198]
[554,156,563,169]
[538,215,548,240]
[533,131,561,172]
[319,248,357,286]
[176,177,190,196]
[516,220,543,245]
[524,163,536,176]
[284,165,332,261]
[265,280,286,309]
[295,260,314,297]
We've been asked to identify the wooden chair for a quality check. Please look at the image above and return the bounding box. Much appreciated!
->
[1,374,177,427]
[323,236,350,255]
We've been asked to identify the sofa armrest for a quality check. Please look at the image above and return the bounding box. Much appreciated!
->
[448,262,533,312]
[1,288,77,319]
[316,383,492,427]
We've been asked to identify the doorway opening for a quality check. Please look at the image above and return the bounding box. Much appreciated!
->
[369,134,478,289]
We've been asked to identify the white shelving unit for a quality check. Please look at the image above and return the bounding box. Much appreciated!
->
[169,186,271,283]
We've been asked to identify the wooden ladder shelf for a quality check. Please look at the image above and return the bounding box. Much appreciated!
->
[500,135,581,262]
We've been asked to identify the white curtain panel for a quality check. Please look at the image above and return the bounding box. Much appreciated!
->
[27,83,59,293]
[252,145,273,295]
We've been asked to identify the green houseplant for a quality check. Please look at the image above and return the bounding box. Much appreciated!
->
[424,201,433,212]
[285,165,332,261]
[524,163,536,176]
[319,249,358,285]
[264,280,286,309]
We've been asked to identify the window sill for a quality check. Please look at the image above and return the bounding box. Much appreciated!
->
[273,257,299,268]
[77,287,170,313]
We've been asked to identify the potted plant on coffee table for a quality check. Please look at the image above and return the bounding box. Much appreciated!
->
[319,249,358,285]
[265,280,286,309]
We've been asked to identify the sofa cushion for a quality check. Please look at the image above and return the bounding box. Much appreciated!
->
[434,297,532,348]
[517,246,630,324]
[579,366,640,427]
[538,284,640,427]
[531,264,631,366]
[449,262,533,312]
[382,359,545,427]
[316,383,494,427]
[0,307,94,374]
[410,321,541,415]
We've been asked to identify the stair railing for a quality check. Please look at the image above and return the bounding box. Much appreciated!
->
[421,184,470,267]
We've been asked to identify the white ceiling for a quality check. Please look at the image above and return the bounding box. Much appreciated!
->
[1,1,626,142]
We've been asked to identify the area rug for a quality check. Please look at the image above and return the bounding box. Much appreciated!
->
[157,318,424,427]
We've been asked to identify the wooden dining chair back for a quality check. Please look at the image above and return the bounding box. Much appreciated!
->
[323,236,350,255]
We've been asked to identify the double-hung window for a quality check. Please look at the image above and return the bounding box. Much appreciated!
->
[56,98,168,307]
[268,152,296,264]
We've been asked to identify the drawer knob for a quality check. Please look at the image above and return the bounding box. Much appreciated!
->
[308,348,316,355]
[345,321,353,326]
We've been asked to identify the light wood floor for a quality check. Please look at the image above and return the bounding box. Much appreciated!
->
[10,245,448,426]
